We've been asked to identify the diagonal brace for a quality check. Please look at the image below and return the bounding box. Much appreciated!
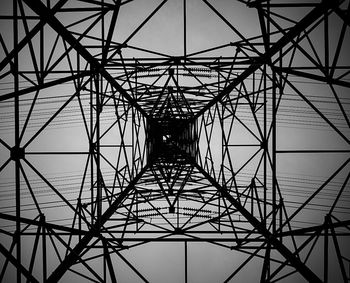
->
[23,0,148,118]
[0,242,39,283]
[193,162,323,283]
[47,164,149,282]
[194,0,342,119]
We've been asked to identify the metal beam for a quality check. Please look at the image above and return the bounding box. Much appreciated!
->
[23,0,148,118]
[0,0,69,73]
[0,72,90,101]
[279,219,350,237]
[193,162,323,283]
[274,66,350,88]
[0,213,88,235]
[194,0,342,119]
[0,243,39,283]
[47,164,149,282]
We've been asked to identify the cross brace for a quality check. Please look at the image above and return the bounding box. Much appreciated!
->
[47,165,149,282]
[194,0,342,119]
[23,0,148,118]
[193,162,322,283]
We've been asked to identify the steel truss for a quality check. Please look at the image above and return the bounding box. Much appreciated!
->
[0,0,349,282]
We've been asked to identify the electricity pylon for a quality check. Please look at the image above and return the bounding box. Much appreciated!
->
[0,0,349,282]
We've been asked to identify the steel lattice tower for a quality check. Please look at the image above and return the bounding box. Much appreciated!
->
[0,0,349,282]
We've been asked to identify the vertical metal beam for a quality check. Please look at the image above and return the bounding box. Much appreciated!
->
[272,70,277,234]
[183,0,187,59]
[41,214,47,282]
[27,224,41,283]
[324,0,329,76]
[263,64,267,221]
[324,216,328,283]
[132,64,136,178]
[260,243,270,283]
[102,0,121,65]
[264,2,270,226]
[94,70,102,227]
[90,72,95,224]
[329,218,348,282]
[103,240,117,283]
[279,198,283,242]
[13,0,21,281]
[185,241,188,283]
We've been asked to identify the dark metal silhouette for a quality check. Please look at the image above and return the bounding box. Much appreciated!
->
[0,0,349,282]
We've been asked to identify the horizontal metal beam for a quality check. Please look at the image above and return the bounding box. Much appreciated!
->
[0,213,88,235]
[0,72,90,101]
[23,0,148,118]
[93,238,265,242]
[280,219,350,237]
[274,67,350,88]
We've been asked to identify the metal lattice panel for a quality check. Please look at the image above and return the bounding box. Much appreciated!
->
[0,0,349,282]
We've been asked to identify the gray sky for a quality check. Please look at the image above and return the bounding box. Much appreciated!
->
[0,0,349,282]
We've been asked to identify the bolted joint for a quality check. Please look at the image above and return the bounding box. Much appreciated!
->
[250,178,256,187]
[172,56,181,65]
[10,146,25,161]
[260,139,267,150]
[91,227,101,237]
[169,206,175,213]
[174,227,183,234]
[97,105,103,114]
[89,142,97,154]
